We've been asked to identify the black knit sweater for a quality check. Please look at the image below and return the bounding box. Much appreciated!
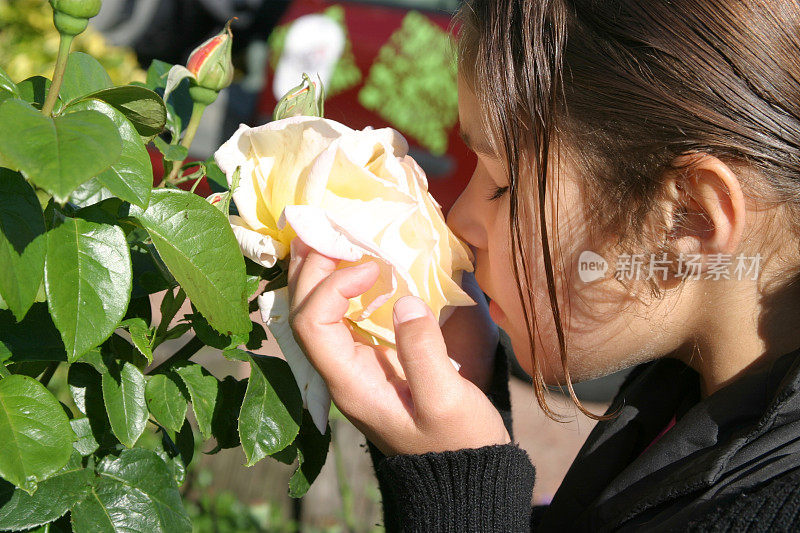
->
[366,339,800,532]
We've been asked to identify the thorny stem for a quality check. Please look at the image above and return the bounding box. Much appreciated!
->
[42,34,74,116]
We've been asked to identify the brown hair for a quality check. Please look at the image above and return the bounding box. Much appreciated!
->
[454,0,800,420]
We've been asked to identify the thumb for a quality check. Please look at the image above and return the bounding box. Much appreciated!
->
[393,296,460,414]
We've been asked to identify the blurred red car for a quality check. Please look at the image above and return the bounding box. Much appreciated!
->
[253,0,473,214]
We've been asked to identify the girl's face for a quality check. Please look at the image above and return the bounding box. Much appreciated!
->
[447,76,692,386]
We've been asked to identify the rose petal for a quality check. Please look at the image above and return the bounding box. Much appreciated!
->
[230,215,287,267]
[257,288,331,434]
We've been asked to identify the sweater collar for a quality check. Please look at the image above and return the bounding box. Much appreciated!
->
[539,346,800,530]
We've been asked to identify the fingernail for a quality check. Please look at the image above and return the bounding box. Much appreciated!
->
[394,296,427,324]
[290,239,297,257]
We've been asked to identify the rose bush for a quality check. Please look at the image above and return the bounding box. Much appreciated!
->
[214,116,476,431]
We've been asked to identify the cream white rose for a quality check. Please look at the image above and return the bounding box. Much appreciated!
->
[214,116,475,433]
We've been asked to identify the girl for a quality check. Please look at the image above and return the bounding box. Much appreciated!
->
[286,0,800,530]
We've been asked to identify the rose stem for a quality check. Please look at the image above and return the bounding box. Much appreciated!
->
[42,33,74,116]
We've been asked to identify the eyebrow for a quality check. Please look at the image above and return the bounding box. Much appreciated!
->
[458,127,496,157]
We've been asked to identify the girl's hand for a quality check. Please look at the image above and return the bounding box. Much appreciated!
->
[287,237,511,456]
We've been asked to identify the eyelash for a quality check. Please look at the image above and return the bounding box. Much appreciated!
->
[486,185,509,202]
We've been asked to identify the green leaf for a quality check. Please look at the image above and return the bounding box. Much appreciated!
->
[210,376,247,451]
[0,66,19,96]
[204,157,228,193]
[101,360,148,448]
[289,410,331,498]
[0,67,19,105]
[129,190,250,335]
[189,307,250,350]
[0,375,75,494]
[0,304,66,363]
[239,355,303,467]
[144,60,192,141]
[0,452,90,531]
[120,317,153,365]
[174,363,218,440]
[145,374,187,433]
[70,448,191,533]
[45,217,132,361]
[153,136,188,161]
[68,363,117,450]
[67,177,115,208]
[16,76,60,112]
[64,99,152,208]
[0,169,46,321]
[58,52,112,104]
[70,417,99,456]
[77,85,166,143]
[0,99,122,203]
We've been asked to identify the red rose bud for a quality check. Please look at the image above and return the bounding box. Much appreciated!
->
[186,18,235,92]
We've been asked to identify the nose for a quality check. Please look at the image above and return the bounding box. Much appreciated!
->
[446,181,485,256]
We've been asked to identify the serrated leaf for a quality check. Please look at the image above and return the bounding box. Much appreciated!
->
[0,169,46,321]
[289,410,331,498]
[0,452,90,531]
[0,375,75,494]
[70,417,99,456]
[70,448,191,533]
[239,355,303,467]
[0,99,122,203]
[58,52,112,104]
[64,99,151,208]
[129,190,250,336]
[77,85,166,143]
[174,363,218,440]
[145,373,187,433]
[45,217,131,361]
[121,317,153,365]
[101,360,148,448]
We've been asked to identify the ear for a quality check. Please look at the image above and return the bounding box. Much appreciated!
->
[663,153,746,258]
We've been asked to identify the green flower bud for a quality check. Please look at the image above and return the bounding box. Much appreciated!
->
[49,0,102,35]
[186,19,235,92]
[273,73,325,120]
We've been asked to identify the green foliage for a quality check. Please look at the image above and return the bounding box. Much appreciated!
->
[0,4,335,531]
[0,169,46,321]
[0,375,75,494]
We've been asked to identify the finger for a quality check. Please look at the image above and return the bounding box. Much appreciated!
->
[287,237,312,300]
[290,245,347,310]
[392,295,459,416]
[291,261,380,378]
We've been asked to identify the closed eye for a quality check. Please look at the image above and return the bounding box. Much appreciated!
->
[485,185,509,202]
